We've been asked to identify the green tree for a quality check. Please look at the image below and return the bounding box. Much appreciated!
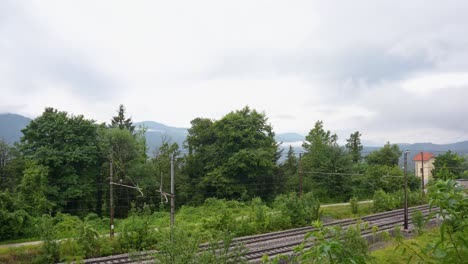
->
[183,106,280,202]
[301,121,352,201]
[20,108,100,215]
[110,104,135,134]
[346,131,363,164]
[365,142,402,166]
[99,127,144,217]
[432,150,466,180]
[17,161,54,216]
[281,146,298,192]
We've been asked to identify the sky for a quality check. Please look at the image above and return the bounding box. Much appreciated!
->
[1,0,468,145]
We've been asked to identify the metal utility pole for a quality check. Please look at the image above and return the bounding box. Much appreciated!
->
[420,152,425,199]
[299,153,303,198]
[109,157,114,238]
[403,151,409,230]
[170,153,175,227]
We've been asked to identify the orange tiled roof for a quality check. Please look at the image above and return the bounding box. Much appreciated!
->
[413,152,434,161]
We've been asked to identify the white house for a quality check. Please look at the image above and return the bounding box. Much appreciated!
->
[413,152,435,185]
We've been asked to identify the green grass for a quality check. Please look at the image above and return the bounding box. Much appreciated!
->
[0,244,41,264]
[368,228,439,264]
[321,203,373,219]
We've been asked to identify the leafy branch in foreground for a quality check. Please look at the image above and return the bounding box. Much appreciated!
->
[393,179,468,263]
[263,220,369,264]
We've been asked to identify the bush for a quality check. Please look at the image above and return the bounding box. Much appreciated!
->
[350,197,359,215]
[35,215,59,263]
[411,210,425,235]
[118,204,157,251]
[273,192,321,228]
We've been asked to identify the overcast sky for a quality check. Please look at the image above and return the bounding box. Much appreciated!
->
[1,0,467,145]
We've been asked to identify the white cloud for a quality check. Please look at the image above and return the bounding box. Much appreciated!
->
[1,0,468,144]
[402,73,468,94]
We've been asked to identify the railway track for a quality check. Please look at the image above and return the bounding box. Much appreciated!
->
[70,204,436,264]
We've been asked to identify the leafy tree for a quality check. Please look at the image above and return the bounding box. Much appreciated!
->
[17,161,54,216]
[20,108,101,215]
[365,142,402,166]
[282,145,297,176]
[346,131,363,164]
[432,150,466,180]
[301,121,352,201]
[183,106,280,202]
[281,145,298,192]
[110,104,135,134]
[302,121,338,169]
[99,127,145,217]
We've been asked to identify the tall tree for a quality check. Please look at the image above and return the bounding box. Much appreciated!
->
[110,104,135,134]
[184,106,280,202]
[365,142,402,167]
[301,121,352,201]
[99,127,143,217]
[346,131,363,163]
[20,108,100,215]
[282,145,298,176]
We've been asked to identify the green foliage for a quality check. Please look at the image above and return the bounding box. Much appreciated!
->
[432,150,466,180]
[0,140,25,191]
[17,162,53,216]
[372,189,424,212]
[35,214,59,263]
[152,226,201,264]
[268,220,369,264]
[301,121,353,201]
[411,210,425,235]
[425,179,468,262]
[273,192,321,227]
[110,104,135,134]
[365,142,402,166]
[0,190,35,240]
[350,196,359,215]
[387,180,468,263]
[118,204,157,251]
[20,107,101,214]
[346,131,363,164]
[184,106,281,202]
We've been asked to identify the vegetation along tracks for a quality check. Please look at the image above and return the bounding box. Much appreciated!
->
[69,204,436,264]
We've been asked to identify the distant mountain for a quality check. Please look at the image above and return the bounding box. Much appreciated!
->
[0,113,32,144]
[275,132,304,143]
[134,121,189,153]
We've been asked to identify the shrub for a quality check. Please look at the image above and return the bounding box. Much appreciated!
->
[410,210,425,235]
[350,197,359,215]
[34,214,59,263]
[118,204,157,251]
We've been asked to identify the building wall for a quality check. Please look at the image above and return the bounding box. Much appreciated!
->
[414,158,435,184]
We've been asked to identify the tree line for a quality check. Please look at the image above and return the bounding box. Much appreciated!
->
[0,105,467,241]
